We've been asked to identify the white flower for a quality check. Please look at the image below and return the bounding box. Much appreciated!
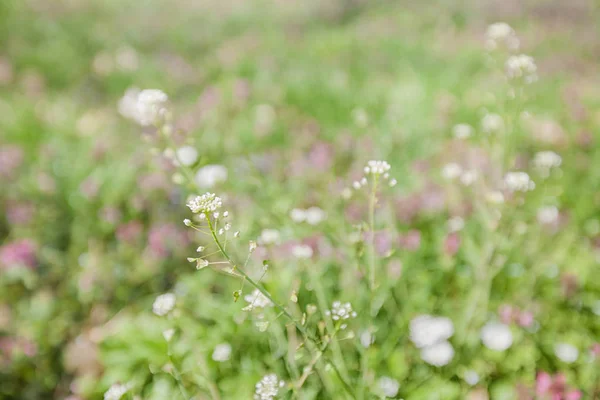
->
[104,383,130,400]
[485,22,520,51]
[259,229,280,245]
[175,146,198,166]
[325,301,357,322]
[243,289,273,311]
[481,322,513,351]
[460,170,479,186]
[442,163,463,180]
[378,376,400,398]
[464,370,480,386]
[482,113,504,134]
[537,206,559,225]
[212,343,232,362]
[289,208,306,223]
[486,190,505,204]
[186,192,223,214]
[506,54,537,83]
[136,89,168,126]
[409,315,454,349]
[304,207,326,225]
[292,244,313,259]
[152,293,176,316]
[420,341,455,367]
[359,330,374,348]
[452,123,473,139]
[254,373,285,400]
[533,151,562,177]
[447,216,465,232]
[504,172,535,192]
[195,165,228,188]
[162,328,175,342]
[118,87,141,121]
[555,343,579,363]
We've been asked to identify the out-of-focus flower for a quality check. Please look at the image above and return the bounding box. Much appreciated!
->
[104,383,130,400]
[243,289,272,311]
[0,145,24,179]
[533,151,562,177]
[442,163,462,180]
[304,207,326,225]
[118,87,141,120]
[174,146,198,166]
[254,373,285,400]
[136,89,168,126]
[152,293,176,316]
[409,315,454,349]
[504,172,535,192]
[481,322,513,351]
[377,376,400,398]
[447,216,465,232]
[115,46,139,72]
[147,223,189,258]
[506,54,538,83]
[0,239,36,270]
[162,329,175,342]
[536,372,582,400]
[420,340,455,367]
[482,113,504,134]
[116,220,144,244]
[537,206,559,225]
[258,229,280,245]
[452,123,473,139]
[398,230,421,251]
[464,370,480,386]
[444,233,461,256]
[195,165,228,188]
[291,244,313,259]
[212,343,232,362]
[485,22,520,51]
[460,170,479,186]
[555,343,579,363]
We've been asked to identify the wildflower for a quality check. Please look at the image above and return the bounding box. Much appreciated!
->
[486,190,505,204]
[325,301,357,322]
[186,193,223,214]
[183,219,192,226]
[104,383,130,400]
[292,244,313,259]
[117,87,141,121]
[481,322,513,351]
[174,146,198,166]
[442,163,462,180]
[555,343,579,363]
[377,376,400,398]
[249,240,257,253]
[533,151,562,177]
[537,206,559,225]
[136,89,168,126]
[452,123,473,139]
[482,113,504,134]
[460,170,478,186]
[243,289,272,311]
[254,374,285,400]
[409,315,454,349]
[420,341,455,367]
[506,54,538,83]
[0,239,36,270]
[504,172,535,192]
[354,160,395,189]
[447,216,465,232]
[485,22,520,51]
[152,293,176,316]
[304,207,326,225]
[258,229,280,245]
[162,329,175,342]
[360,330,374,348]
[212,343,232,362]
[289,208,306,223]
[464,370,480,386]
[195,164,228,188]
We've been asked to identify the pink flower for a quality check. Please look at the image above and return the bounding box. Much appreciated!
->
[444,232,461,256]
[147,223,189,258]
[517,310,534,328]
[536,372,553,395]
[398,230,421,251]
[116,221,144,244]
[374,231,393,256]
[0,145,24,179]
[0,239,37,270]
[498,304,515,324]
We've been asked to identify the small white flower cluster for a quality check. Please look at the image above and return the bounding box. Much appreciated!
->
[506,54,538,84]
[480,322,513,351]
[152,293,176,316]
[485,22,520,52]
[292,244,313,259]
[254,374,285,400]
[409,315,455,366]
[289,207,326,225]
[186,192,223,215]
[452,123,473,139]
[537,206,559,225]
[104,383,130,400]
[243,289,273,311]
[504,172,535,192]
[212,343,232,362]
[173,146,198,167]
[377,376,400,398]
[533,151,562,177]
[482,113,504,134]
[554,342,579,363]
[353,160,397,189]
[325,301,357,326]
[441,163,478,187]
[258,229,281,245]
[195,164,228,188]
[119,88,169,127]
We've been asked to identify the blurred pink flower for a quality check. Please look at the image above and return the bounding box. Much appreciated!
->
[147,223,189,258]
[79,177,100,199]
[0,239,37,270]
[398,230,421,251]
[536,371,582,400]
[116,221,144,244]
[99,207,122,225]
[517,310,534,328]
[444,232,461,256]
[6,202,35,226]
[308,142,334,170]
[498,304,515,324]
[374,231,393,256]
[0,145,24,179]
